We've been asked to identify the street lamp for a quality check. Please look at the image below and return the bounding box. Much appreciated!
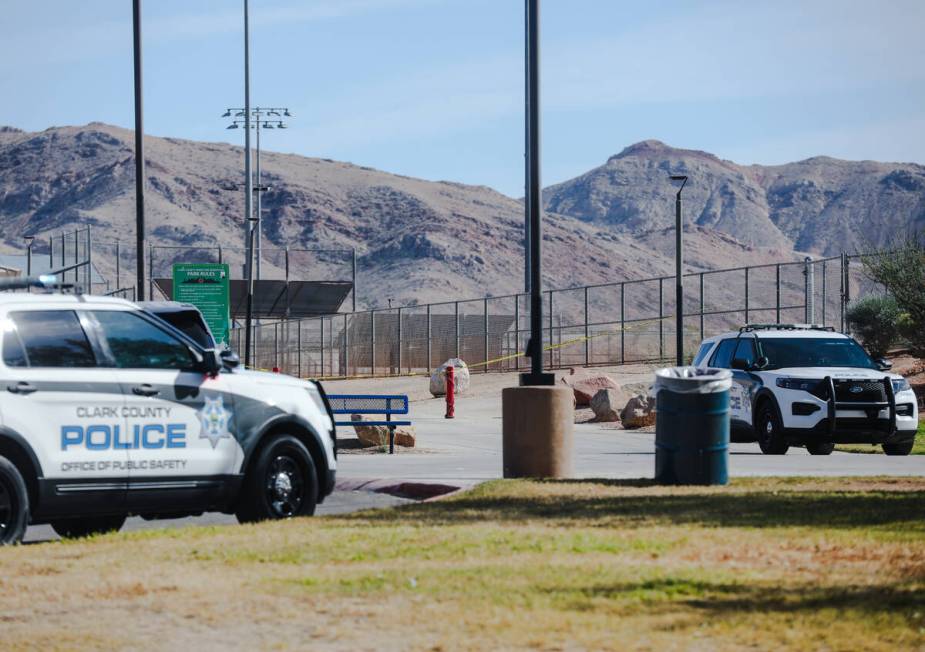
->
[23,235,35,276]
[669,174,688,366]
[223,106,292,281]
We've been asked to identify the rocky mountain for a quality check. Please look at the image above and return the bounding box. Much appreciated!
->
[0,124,920,310]
[544,139,925,256]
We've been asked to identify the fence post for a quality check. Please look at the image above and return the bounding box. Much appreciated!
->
[583,286,590,367]
[426,304,432,372]
[620,282,625,365]
[218,245,223,265]
[397,307,403,375]
[658,278,664,361]
[73,229,78,285]
[370,310,376,376]
[148,244,154,300]
[804,256,814,324]
[821,260,827,326]
[776,264,781,324]
[342,314,348,377]
[351,247,357,312]
[454,301,460,359]
[274,322,279,372]
[320,317,325,378]
[482,298,489,373]
[744,266,750,324]
[86,227,92,293]
[844,255,851,332]
[699,273,704,342]
[115,240,121,291]
[297,320,302,379]
[512,296,520,371]
[548,290,553,368]
[49,235,54,269]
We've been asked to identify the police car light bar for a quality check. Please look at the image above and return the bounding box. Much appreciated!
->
[0,275,73,292]
[739,323,836,333]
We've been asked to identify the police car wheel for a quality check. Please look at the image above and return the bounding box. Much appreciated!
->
[50,515,126,539]
[0,456,30,545]
[806,442,835,455]
[756,403,789,455]
[236,434,318,523]
[882,441,914,456]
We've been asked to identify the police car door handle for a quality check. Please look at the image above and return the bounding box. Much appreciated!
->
[7,382,37,395]
[132,384,160,397]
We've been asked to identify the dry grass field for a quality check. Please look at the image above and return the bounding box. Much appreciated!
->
[1,477,924,651]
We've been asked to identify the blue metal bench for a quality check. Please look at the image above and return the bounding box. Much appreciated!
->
[327,394,411,454]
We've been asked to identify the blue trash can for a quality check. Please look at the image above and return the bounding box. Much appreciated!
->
[654,367,732,485]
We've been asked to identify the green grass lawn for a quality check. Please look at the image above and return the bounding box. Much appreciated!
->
[1,477,923,651]
[837,421,925,454]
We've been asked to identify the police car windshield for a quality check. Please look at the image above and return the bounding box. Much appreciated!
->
[759,337,877,370]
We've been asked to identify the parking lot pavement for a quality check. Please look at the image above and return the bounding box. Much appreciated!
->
[336,392,925,485]
[23,490,412,544]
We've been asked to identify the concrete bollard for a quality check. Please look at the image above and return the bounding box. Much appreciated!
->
[502,386,573,478]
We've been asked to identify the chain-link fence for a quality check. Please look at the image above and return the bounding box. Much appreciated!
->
[230,253,878,378]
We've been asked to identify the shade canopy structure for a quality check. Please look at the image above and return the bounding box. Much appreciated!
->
[153,278,352,319]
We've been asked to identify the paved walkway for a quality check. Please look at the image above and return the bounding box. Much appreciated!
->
[330,369,925,487]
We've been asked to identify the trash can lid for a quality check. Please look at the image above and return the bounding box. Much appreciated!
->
[654,366,732,394]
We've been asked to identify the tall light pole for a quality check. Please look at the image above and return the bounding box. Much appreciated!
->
[670,174,688,366]
[224,107,291,280]
[241,0,254,365]
[132,0,146,300]
[521,0,552,386]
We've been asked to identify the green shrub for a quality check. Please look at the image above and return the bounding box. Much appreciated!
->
[846,295,902,358]
[861,233,925,356]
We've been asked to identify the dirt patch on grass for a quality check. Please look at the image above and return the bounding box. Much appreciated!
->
[2,477,924,650]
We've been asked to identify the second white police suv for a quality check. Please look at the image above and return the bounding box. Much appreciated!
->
[0,293,336,544]
[693,324,918,455]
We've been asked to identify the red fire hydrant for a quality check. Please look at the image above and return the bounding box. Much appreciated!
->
[445,364,455,419]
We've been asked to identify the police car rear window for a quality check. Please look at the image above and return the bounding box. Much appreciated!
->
[7,311,96,368]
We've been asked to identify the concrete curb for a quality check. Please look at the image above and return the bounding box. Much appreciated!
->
[335,477,470,501]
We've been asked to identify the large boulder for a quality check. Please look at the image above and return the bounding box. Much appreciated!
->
[589,388,626,423]
[429,358,470,397]
[352,414,416,448]
[560,373,622,407]
[620,394,656,429]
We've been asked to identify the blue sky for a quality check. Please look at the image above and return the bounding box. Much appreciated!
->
[2,0,923,196]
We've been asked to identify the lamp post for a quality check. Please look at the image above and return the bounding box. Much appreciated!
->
[23,235,35,276]
[522,0,552,387]
[224,107,291,280]
[669,174,688,366]
[132,0,146,300]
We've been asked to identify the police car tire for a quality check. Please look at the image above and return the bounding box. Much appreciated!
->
[756,403,789,455]
[882,441,914,456]
[0,456,30,545]
[236,434,318,523]
[50,515,126,539]
[806,442,835,455]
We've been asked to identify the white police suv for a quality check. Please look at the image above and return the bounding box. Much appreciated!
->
[0,288,336,544]
[693,324,919,456]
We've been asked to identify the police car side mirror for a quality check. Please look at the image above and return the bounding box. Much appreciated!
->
[875,357,892,371]
[754,356,769,370]
[193,347,221,376]
[220,349,241,369]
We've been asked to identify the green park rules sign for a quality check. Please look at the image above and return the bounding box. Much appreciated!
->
[171,263,230,346]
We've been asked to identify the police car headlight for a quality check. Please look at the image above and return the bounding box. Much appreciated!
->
[892,378,911,394]
[776,377,822,391]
